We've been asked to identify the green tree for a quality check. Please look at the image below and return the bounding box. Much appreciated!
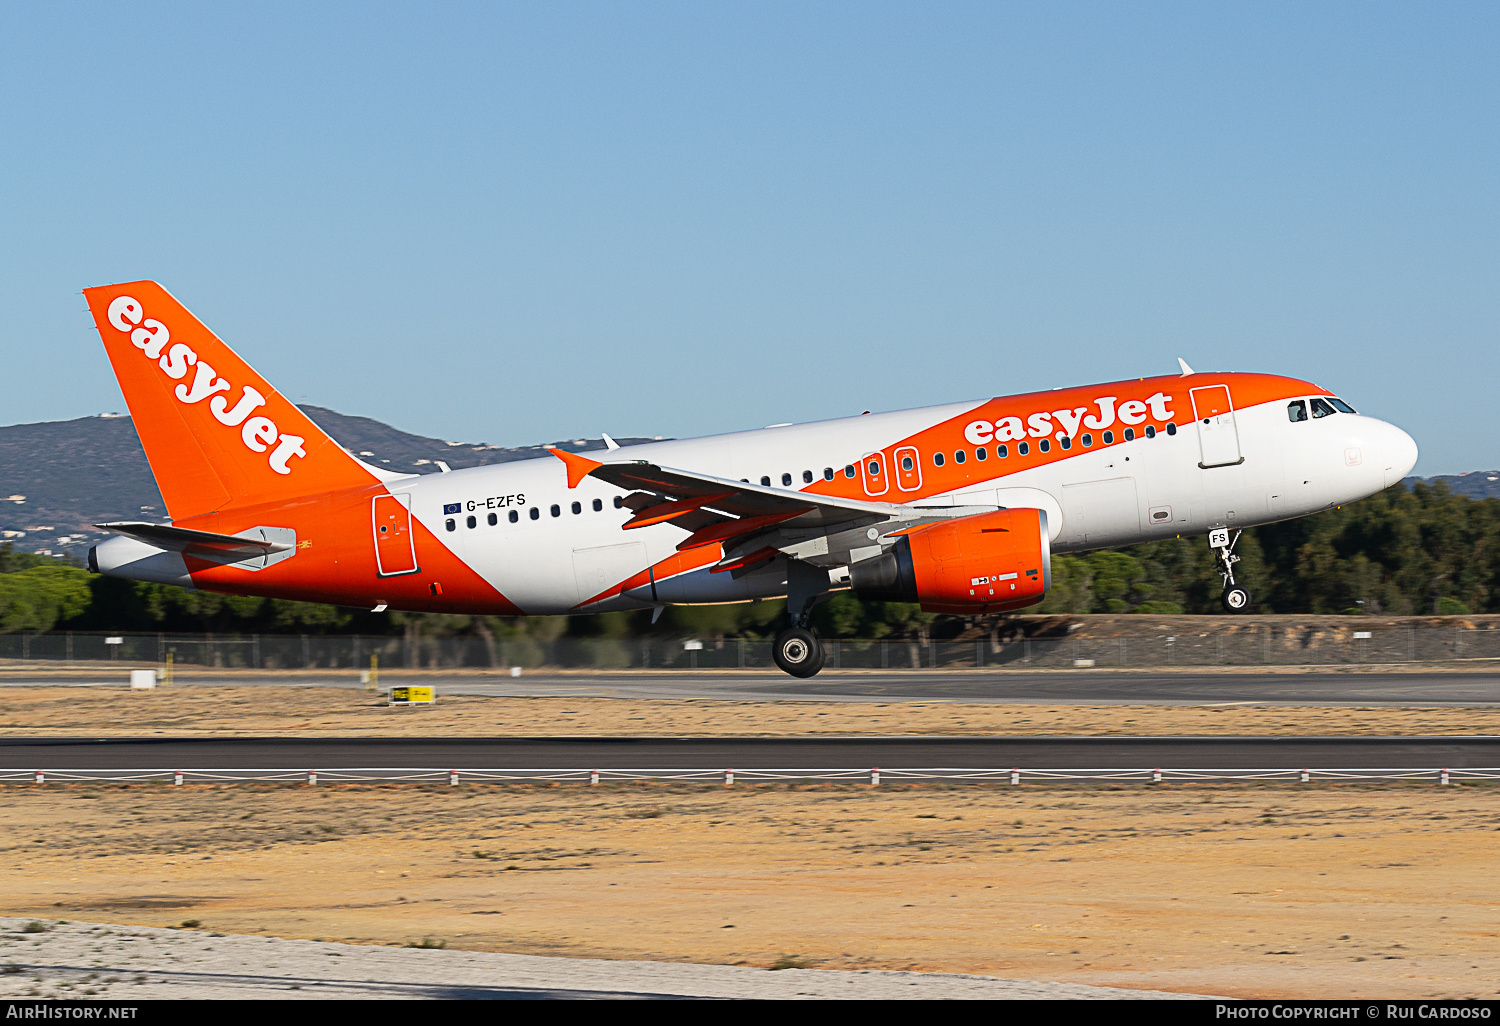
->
[0,566,93,632]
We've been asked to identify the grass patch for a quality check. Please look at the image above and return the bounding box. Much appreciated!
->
[770,954,811,970]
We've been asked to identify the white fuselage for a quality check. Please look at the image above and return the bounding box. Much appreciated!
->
[386,392,1417,614]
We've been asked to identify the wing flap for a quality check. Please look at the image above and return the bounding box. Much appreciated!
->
[546,451,1001,568]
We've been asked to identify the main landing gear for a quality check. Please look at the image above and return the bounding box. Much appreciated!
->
[1210,527,1252,613]
[772,626,825,678]
[773,559,830,677]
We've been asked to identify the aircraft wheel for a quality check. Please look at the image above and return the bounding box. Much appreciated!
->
[772,627,824,678]
[1222,585,1252,613]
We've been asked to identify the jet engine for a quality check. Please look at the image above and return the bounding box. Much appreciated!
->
[848,508,1051,614]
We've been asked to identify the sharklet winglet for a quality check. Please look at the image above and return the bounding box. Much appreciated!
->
[548,448,604,489]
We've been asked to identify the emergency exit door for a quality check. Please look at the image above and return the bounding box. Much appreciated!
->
[373,493,419,576]
[1190,384,1243,468]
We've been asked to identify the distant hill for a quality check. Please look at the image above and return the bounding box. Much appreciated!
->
[1402,471,1500,500]
[0,407,660,559]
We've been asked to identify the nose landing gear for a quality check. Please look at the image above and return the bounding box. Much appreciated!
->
[1210,527,1252,613]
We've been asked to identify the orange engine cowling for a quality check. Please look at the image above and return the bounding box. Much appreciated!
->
[848,508,1051,614]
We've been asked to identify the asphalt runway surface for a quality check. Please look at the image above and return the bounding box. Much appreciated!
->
[9,668,1500,704]
[3,735,1497,770]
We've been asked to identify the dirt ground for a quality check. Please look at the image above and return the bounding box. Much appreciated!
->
[1,781,1496,999]
[2,685,1500,737]
[4,685,1497,998]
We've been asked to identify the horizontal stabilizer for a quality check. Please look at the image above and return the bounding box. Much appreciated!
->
[97,521,293,561]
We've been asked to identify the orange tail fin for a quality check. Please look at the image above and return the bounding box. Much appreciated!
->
[83,281,377,521]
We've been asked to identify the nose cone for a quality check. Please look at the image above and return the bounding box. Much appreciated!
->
[1382,422,1419,488]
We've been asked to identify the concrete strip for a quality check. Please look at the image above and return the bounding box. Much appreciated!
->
[3,669,1500,705]
[0,918,1206,1000]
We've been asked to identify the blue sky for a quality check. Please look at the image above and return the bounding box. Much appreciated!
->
[2,2,1495,474]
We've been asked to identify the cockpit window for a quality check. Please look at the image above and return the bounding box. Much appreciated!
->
[1310,397,1337,419]
[1327,397,1357,414]
[1288,400,1307,423]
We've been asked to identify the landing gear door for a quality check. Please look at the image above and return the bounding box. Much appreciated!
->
[373,493,419,577]
[1190,385,1243,468]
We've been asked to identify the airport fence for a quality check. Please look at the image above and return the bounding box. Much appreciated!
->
[2,624,1500,671]
[4,766,1498,785]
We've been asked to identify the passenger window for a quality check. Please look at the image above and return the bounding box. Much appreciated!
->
[550,504,560,517]
[1018,441,1030,456]
[1082,433,1093,447]
[1166,423,1177,435]
[823,467,834,481]
[1329,397,1357,414]
[1103,430,1114,444]
[997,444,1008,458]
[933,452,945,467]
[445,518,455,532]
[1060,436,1071,450]
[866,460,881,476]
[466,515,477,528]
[802,470,813,484]
[782,473,792,486]
[760,476,771,487]
[1039,438,1050,453]
[487,512,497,526]
[844,465,856,479]
[571,501,582,514]
[592,498,603,511]
[901,455,913,471]
[975,446,987,461]
[1288,401,1308,422]
[530,507,540,520]
[1311,398,1337,418]
[954,450,966,464]
[1145,425,1156,439]
[1124,428,1135,441]
[509,510,519,523]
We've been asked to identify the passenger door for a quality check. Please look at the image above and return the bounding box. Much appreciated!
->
[1190,384,1243,468]
[372,493,419,576]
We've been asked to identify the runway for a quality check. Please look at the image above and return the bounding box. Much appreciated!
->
[3,735,1497,770]
[6,668,1500,704]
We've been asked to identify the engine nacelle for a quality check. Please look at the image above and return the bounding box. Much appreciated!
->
[849,508,1051,614]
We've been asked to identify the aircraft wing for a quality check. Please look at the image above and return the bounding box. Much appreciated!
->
[548,449,908,555]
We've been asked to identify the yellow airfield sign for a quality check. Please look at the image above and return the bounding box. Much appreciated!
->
[389,686,435,706]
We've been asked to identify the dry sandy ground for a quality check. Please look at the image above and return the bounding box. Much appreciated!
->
[2,685,1500,736]
[0,918,1188,1000]
[0,781,1495,999]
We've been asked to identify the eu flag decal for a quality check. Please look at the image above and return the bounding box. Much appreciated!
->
[443,502,462,515]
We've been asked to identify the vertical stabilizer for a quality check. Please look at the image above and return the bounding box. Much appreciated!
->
[83,281,377,521]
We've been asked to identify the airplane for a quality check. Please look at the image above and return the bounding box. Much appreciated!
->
[83,281,1419,677]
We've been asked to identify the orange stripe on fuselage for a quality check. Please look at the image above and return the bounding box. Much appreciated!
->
[800,372,1319,504]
